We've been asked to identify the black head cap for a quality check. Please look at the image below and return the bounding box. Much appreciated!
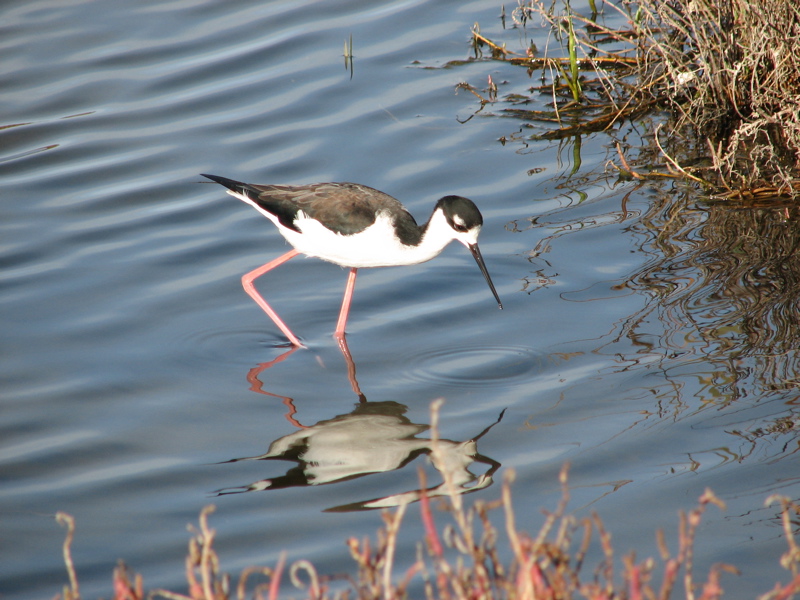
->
[436,195,484,232]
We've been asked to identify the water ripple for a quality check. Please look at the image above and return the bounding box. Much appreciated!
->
[181,325,292,367]
[403,345,544,388]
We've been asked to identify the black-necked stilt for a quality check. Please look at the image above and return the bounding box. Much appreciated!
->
[202,174,502,346]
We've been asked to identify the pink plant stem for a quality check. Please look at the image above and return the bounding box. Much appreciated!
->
[629,564,642,600]
[418,470,443,557]
[268,554,286,600]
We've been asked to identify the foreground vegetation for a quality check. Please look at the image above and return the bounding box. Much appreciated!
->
[463,0,800,199]
[53,474,800,600]
[54,442,800,600]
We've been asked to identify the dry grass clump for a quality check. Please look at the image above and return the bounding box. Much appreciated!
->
[463,0,800,198]
[630,0,800,197]
[52,404,800,600]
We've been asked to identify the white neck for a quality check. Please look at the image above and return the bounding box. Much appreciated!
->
[406,209,464,262]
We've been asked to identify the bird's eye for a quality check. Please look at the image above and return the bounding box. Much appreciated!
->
[454,223,469,233]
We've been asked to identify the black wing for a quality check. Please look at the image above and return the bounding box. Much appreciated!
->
[203,175,416,237]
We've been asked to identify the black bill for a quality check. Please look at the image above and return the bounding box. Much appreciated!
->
[469,243,503,309]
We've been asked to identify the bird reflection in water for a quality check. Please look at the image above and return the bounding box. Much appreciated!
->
[215,337,504,511]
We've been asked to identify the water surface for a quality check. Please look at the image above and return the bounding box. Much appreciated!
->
[3,0,799,598]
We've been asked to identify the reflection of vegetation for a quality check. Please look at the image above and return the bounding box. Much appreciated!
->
[462,0,800,197]
[729,413,800,463]
[53,465,800,599]
[575,163,800,462]
[618,184,800,395]
[675,206,800,361]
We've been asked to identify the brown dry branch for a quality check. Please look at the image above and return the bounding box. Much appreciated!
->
[758,496,800,600]
[472,23,516,59]
[507,55,636,70]
[56,512,80,600]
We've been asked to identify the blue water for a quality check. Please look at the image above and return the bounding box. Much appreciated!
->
[3,0,799,598]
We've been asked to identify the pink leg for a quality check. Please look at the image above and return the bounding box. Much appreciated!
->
[334,268,358,339]
[242,249,303,346]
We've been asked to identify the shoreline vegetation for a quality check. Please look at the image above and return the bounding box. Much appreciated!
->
[53,405,800,600]
[459,0,800,200]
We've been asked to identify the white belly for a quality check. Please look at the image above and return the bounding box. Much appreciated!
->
[281,212,444,268]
